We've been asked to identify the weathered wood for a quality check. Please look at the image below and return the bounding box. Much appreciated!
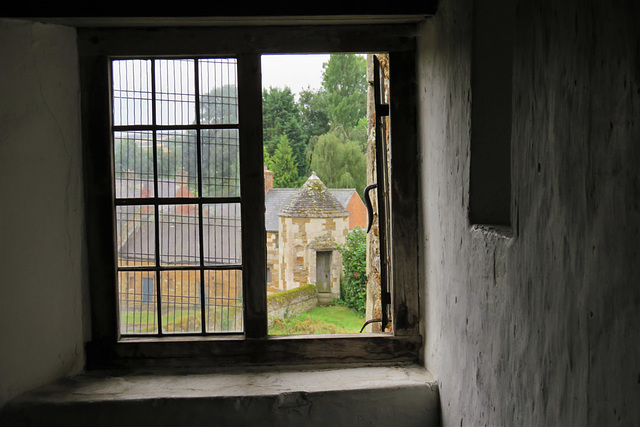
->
[80,54,120,344]
[85,334,422,369]
[389,50,421,336]
[77,25,417,57]
[237,53,267,339]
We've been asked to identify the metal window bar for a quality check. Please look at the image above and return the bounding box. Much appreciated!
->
[112,57,243,337]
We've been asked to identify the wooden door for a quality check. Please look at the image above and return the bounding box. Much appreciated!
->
[316,251,332,293]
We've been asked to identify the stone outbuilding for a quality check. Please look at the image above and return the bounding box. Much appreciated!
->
[269,172,350,303]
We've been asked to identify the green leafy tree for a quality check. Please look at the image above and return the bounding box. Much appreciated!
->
[310,130,366,197]
[337,227,367,314]
[113,137,152,178]
[321,54,367,130]
[298,87,330,142]
[270,135,301,188]
[114,135,177,181]
[262,87,307,176]
[199,84,238,124]
[175,85,241,196]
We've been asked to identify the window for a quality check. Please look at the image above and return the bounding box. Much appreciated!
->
[80,24,420,368]
[112,57,244,336]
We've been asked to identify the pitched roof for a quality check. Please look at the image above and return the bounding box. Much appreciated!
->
[264,185,357,232]
[327,188,357,208]
[118,210,241,265]
[279,172,349,219]
[264,188,298,232]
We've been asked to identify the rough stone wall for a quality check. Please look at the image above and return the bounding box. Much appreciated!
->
[267,284,318,326]
[418,0,640,425]
[278,216,347,299]
[266,231,279,289]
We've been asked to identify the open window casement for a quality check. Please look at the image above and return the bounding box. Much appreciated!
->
[364,54,392,333]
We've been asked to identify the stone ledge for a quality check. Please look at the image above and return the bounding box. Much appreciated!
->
[1,365,439,427]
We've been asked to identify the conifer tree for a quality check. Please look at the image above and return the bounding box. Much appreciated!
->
[269,134,301,188]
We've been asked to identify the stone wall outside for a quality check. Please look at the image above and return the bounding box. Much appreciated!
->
[267,284,318,326]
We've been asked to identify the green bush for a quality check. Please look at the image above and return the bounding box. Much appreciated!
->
[337,227,367,314]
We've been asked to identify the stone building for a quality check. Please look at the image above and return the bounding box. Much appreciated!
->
[265,172,351,303]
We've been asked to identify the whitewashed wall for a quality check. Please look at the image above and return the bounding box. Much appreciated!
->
[0,20,85,408]
[418,0,640,425]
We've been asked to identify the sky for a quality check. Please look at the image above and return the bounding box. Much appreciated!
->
[261,54,330,97]
[112,54,332,125]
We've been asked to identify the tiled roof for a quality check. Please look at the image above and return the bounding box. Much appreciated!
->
[264,186,356,232]
[279,172,349,219]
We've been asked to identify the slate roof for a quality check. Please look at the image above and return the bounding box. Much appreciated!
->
[118,210,242,266]
[264,188,298,232]
[264,185,357,232]
[115,176,242,265]
[117,174,355,263]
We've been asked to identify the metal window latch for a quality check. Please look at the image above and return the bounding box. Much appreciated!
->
[364,183,377,233]
[359,318,381,333]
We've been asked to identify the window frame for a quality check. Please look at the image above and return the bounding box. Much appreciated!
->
[80,24,420,369]
[112,56,246,338]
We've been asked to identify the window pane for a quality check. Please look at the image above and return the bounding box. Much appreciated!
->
[205,270,243,333]
[118,271,158,334]
[112,59,153,126]
[203,203,242,266]
[159,205,200,266]
[156,129,197,197]
[111,56,244,338]
[161,270,202,334]
[202,129,240,197]
[116,205,155,267]
[198,58,238,125]
[113,131,154,197]
[155,59,196,126]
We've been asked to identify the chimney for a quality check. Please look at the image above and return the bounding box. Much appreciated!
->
[264,165,273,193]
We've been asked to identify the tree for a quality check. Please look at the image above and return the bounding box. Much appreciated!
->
[298,87,330,142]
[262,87,307,176]
[199,84,238,125]
[309,130,366,197]
[188,85,241,196]
[321,54,367,131]
[269,135,301,188]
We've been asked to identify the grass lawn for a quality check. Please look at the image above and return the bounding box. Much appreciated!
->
[269,305,366,335]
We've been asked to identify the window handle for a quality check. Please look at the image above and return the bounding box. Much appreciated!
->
[364,183,377,233]
[359,318,381,333]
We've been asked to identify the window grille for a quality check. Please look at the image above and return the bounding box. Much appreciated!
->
[112,58,243,336]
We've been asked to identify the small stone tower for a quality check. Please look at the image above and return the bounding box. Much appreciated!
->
[278,173,350,302]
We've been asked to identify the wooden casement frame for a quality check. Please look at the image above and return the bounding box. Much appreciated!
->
[80,24,421,369]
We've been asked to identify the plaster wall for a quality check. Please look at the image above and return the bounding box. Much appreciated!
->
[0,20,85,407]
[418,0,640,425]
